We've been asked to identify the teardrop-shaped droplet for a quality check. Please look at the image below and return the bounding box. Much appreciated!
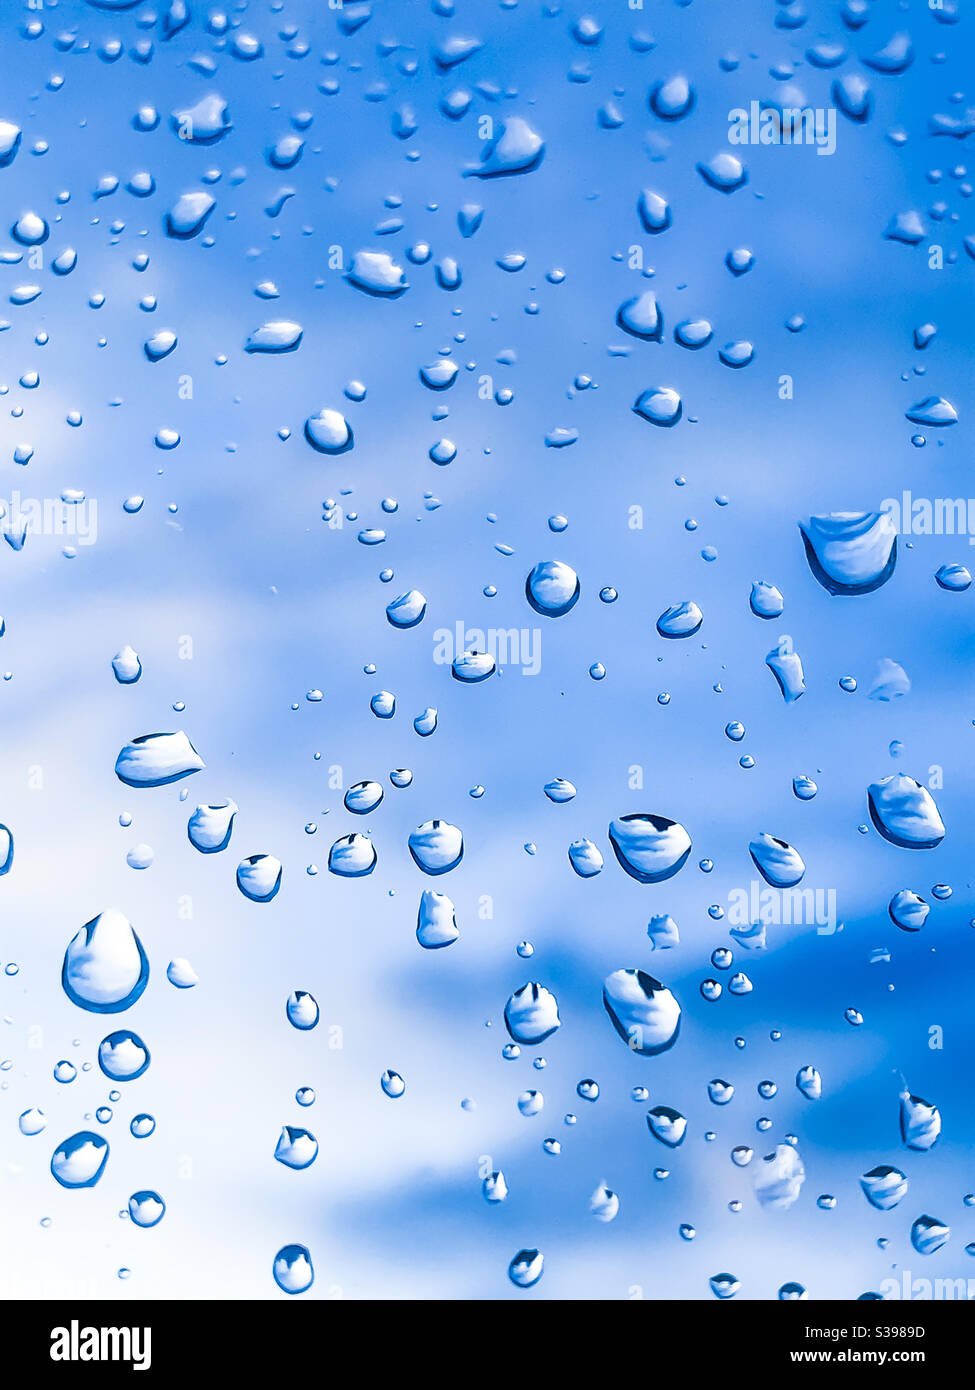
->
[633,385,681,427]
[697,152,747,192]
[656,601,702,639]
[62,910,149,1014]
[165,191,216,239]
[750,581,784,619]
[468,117,545,179]
[749,833,805,887]
[647,1105,686,1147]
[935,563,971,592]
[638,189,671,232]
[286,991,319,1030]
[905,396,957,427]
[900,1090,941,1151]
[617,290,662,341]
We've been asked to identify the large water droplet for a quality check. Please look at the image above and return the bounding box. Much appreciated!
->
[911,1215,949,1256]
[97,1029,150,1081]
[236,854,282,902]
[602,969,681,1054]
[799,512,897,595]
[408,819,463,875]
[275,1126,318,1170]
[647,1105,686,1147]
[328,833,377,877]
[467,117,545,178]
[188,799,238,853]
[504,983,561,1044]
[749,833,805,888]
[115,732,204,788]
[860,1165,908,1211]
[273,1243,314,1294]
[508,1248,544,1287]
[868,775,945,848]
[608,814,691,883]
[51,1131,109,1189]
[656,601,703,639]
[525,560,580,617]
[62,910,149,1014]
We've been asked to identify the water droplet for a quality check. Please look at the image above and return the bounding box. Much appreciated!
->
[608,814,691,883]
[602,969,681,1054]
[62,910,149,1014]
[188,800,238,853]
[273,1243,314,1295]
[408,819,463,875]
[115,732,204,788]
[799,512,897,595]
[236,854,282,902]
[98,1029,150,1081]
[51,1131,109,1189]
[868,775,945,848]
[860,1165,908,1211]
[504,983,561,1044]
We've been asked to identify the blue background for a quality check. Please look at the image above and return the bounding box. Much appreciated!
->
[1,0,974,1300]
